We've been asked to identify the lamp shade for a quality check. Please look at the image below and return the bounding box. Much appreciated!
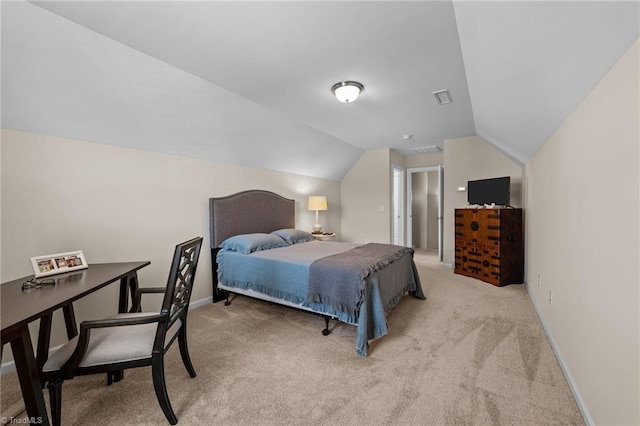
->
[331,81,364,103]
[308,196,328,211]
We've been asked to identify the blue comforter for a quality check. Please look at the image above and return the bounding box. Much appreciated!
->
[217,241,424,356]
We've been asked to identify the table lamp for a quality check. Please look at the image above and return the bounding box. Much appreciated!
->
[308,196,328,233]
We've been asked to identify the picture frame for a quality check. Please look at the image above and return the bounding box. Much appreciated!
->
[30,250,88,278]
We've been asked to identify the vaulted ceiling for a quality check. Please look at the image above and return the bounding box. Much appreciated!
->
[2,1,638,180]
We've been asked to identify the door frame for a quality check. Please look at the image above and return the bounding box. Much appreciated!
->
[406,165,444,261]
[391,164,405,246]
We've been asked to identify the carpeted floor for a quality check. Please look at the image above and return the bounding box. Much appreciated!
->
[1,250,583,425]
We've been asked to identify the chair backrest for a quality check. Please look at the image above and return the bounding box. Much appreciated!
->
[160,237,203,328]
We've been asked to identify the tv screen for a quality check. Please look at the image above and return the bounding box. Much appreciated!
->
[467,176,510,206]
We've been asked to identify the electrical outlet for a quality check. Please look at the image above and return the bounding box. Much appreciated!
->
[537,273,541,288]
[548,290,553,307]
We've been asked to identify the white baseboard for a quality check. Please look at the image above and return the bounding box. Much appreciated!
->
[1,296,214,376]
[1,343,64,376]
[189,296,213,310]
[525,285,593,426]
[0,361,16,375]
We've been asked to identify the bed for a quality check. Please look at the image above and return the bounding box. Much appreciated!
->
[209,190,425,356]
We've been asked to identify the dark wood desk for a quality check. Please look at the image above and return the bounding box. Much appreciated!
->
[1,261,150,426]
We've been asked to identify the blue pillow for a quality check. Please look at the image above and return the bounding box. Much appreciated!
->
[271,229,315,245]
[219,233,288,254]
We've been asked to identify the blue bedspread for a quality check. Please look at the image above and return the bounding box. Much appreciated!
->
[217,241,424,356]
[308,243,419,318]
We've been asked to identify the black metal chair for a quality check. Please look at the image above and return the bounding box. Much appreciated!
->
[42,237,203,425]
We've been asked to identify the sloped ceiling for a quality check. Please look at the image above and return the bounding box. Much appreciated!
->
[2,1,638,180]
[454,1,639,163]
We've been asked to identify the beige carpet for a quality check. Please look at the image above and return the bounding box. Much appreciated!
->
[1,250,583,425]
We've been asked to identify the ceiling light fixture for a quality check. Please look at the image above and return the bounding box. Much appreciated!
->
[331,81,364,103]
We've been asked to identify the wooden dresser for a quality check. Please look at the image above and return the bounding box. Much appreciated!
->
[454,208,524,286]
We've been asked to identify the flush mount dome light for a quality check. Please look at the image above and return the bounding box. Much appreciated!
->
[331,81,364,103]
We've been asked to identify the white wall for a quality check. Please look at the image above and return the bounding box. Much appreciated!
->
[525,40,639,425]
[340,149,392,244]
[442,136,523,265]
[340,148,445,245]
[406,153,443,169]
[1,129,341,362]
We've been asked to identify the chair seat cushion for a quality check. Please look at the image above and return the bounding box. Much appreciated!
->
[43,313,182,372]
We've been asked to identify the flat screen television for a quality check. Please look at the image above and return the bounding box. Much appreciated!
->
[467,176,510,206]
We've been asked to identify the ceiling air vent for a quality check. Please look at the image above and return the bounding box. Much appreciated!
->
[433,89,452,105]
[413,145,441,154]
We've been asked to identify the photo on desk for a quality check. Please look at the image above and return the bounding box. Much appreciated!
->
[31,250,88,277]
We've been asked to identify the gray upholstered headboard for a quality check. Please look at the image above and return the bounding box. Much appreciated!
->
[209,190,295,302]
[209,190,295,248]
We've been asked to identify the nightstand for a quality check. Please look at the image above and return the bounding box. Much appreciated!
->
[312,232,335,241]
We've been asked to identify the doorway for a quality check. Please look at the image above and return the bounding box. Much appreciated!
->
[406,165,444,261]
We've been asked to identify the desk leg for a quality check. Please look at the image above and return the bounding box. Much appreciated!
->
[36,314,53,378]
[10,327,50,426]
[110,272,139,385]
[118,275,130,314]
[62,304,78,339]
[36,305,77,378]
[128,273,140,313]
[118,272,139,314]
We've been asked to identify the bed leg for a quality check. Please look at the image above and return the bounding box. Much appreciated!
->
[322,317,331,336]
[224,293,231,306]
